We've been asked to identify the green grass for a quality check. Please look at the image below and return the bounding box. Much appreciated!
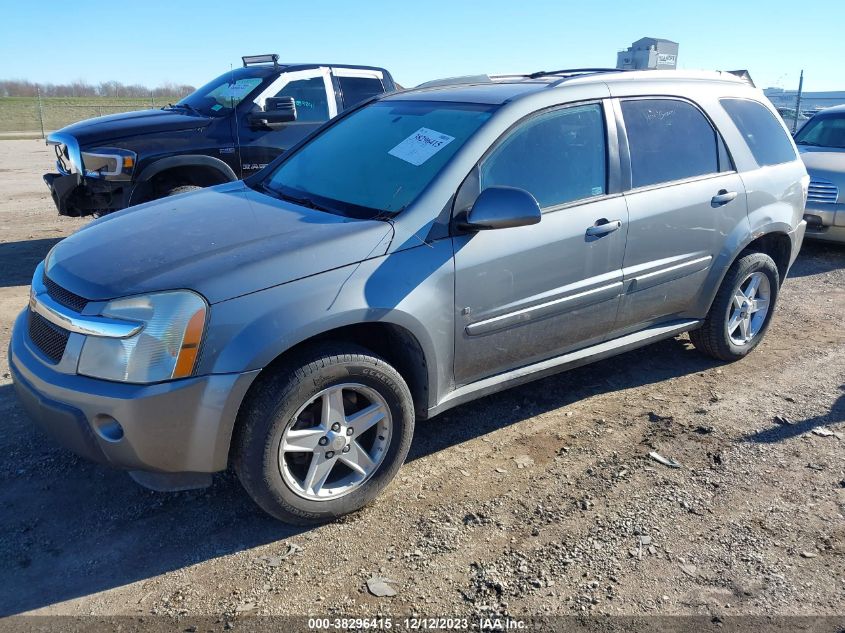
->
[0,96,184,135]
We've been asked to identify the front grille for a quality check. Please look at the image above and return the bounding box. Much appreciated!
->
[807,178,839,204]
[28,310,70,364]
[43,274,88,312]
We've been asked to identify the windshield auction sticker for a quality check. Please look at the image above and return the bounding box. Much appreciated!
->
[389,127,455,166]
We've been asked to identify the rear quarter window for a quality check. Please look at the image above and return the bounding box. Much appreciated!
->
[720,98,798,167]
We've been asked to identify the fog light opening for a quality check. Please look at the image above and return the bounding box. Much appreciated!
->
[93,415,124,442]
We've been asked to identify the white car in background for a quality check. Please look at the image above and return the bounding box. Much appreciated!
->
[795,104,845,243]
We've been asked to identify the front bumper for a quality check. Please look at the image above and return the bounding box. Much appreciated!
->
[804,201,845,244]
[43,172,129,217]
[9,309,258,474]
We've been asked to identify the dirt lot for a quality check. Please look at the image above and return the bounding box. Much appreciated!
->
[0,140,843,623]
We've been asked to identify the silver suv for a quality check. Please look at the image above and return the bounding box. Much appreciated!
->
[10,69,808,524]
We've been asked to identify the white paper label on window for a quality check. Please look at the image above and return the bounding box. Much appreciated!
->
[388,127,455,166]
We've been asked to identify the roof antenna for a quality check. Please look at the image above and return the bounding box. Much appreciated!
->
[230,62,243,177]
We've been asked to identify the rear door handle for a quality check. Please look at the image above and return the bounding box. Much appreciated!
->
[711,190,738,205]
[585,219,622,237]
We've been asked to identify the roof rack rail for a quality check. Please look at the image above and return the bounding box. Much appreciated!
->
[416,74,494,89]
[528,68,630,79]
[242,54,280,68]
[414,68,631,90]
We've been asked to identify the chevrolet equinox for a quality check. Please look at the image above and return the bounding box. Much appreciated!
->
[10,69,808,524]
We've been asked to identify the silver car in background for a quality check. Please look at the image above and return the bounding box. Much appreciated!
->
[795,104,845,243]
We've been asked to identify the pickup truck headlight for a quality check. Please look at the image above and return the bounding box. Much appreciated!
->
[81,147,136,179]
[78,291,207,383]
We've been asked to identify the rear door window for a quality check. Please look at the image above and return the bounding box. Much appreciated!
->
[621,98,721,188]
[480,103,607,209]
[272,77,329,123]
[338,76,385,108]
[721,98,799,165]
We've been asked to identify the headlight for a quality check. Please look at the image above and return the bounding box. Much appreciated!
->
[81,147,136,179]
[78,291,207,383]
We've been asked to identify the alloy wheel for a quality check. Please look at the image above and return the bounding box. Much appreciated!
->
[726,271,771,346]
[278,383,392,501]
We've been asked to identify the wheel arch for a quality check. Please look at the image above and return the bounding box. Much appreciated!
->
[694,224,795,317]
[225,320,432,468]
[260,321,430,415]
[129,155,238,204]
[742,231,792,282]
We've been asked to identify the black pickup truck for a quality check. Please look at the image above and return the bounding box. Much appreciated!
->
[44,55,397,216]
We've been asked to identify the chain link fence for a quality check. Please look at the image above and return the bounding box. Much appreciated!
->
[0,96,182,138]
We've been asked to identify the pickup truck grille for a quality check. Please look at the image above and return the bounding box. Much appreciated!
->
[43,273,89,313]
[807,178,839,204]
[28,310,70,364]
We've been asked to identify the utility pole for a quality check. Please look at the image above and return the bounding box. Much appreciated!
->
[36,84,46,140]
[793,70,804,134]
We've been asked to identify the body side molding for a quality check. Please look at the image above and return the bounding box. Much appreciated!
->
[428,319,700,417]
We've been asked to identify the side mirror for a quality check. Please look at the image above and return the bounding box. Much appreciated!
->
[247,97,297,128]
[460,186,541,231]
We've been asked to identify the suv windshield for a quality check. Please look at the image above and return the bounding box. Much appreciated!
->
[173,67,271,117]
[794,113,845,149]
[258,100,496,218]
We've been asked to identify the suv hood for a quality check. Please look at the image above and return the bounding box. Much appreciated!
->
[798,146,845,177]
[55,108,212,147]
[44,182,394,304]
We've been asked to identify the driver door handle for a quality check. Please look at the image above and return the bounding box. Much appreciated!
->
[585,219,622,237]
[711,190,738,205]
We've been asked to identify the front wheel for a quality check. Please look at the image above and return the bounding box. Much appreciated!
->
[690,251,780,361]
[163,184,202,197]
[234,344,415,524]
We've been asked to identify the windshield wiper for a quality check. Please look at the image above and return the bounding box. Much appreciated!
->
[370,207,402,222]
[260,183,337,213]
[795,140,823,147]
[258,183,395,220]
[165,102,202,115]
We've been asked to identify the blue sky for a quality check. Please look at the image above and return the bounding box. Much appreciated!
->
[1,0,842,91]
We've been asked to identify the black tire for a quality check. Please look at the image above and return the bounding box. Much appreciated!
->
[689,251,780,361]
[233,343,415,525]
[164,185,202,197]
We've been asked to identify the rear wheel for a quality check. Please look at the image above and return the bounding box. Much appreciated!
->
[234,344,415,524]
[690,251,780,361]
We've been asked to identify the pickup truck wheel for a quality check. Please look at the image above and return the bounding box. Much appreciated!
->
[234,344,415,525]
[690,252,780,361]
[164,185,202,197]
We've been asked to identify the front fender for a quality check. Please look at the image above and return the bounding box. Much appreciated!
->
[135,154,238,184]
[198,240,456,411]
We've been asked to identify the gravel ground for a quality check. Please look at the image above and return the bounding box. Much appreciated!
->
[0,140,843,622]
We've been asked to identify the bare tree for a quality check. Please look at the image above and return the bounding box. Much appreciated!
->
[0,79,195,98]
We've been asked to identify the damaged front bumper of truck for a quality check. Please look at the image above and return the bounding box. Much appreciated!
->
[43,171,130,216]
[44,133,134,216]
